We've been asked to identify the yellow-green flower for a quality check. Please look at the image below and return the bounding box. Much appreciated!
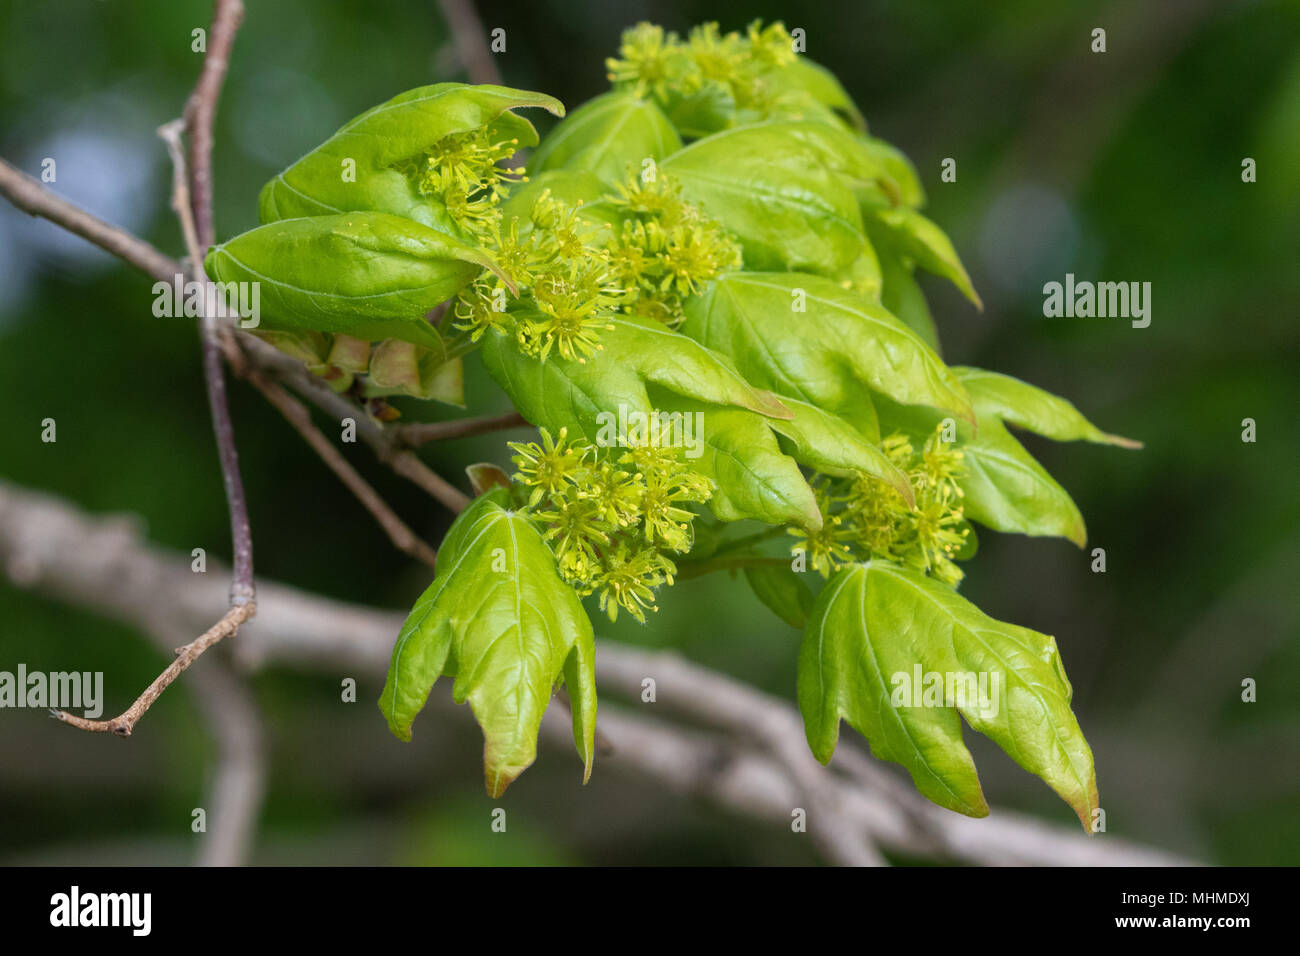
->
[509,427,588,505]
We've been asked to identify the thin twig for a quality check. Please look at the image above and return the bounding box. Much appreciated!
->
[48,0,256,739]
[0,158,181,283]
[247,371,440,568]
[393,410,528,447]
[160,119,255,604]
[184,0,244,249]
[238,333,471,513]
[178,0,252,602]
[1,156,472,520]
[52,604,255,735]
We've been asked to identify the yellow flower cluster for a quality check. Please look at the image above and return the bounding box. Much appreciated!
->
[453,190,621,362]
[790,424,972,585]
[509,426,712,623]
[606,20,797,112]
[405,128,524,238]
[606,168,741,324]
[455,165,739,355]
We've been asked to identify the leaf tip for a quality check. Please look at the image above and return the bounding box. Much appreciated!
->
[1103,432,1144,450]
[485,764,522,799]
[753,389,795,421]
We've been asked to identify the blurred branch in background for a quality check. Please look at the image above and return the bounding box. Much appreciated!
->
[437,0,503,86]
[0,479,1194,867]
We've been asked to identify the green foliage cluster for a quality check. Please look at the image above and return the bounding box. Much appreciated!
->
[208,20,1139,819]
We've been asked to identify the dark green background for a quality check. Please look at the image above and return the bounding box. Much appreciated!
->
[1,0,1296,864]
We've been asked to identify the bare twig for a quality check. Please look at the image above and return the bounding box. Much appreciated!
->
[0,479,1194,867]
[52,604,255,735]
[393,410,528,447]
[161,118,254,612]
[246,371,440,568]
[176,0,253,603]
[184,0,244,249]
[0,158,182,283]
[46,1,256,739]
[2,151,472,521]
[237,333,471,513]
[436,0,502,85]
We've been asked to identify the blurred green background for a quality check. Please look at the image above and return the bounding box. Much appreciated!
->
[1,0,1297,865]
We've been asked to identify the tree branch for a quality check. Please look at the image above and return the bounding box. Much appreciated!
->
[51,604,254,736]
[0,158,181,284]
[392,410,528,447]
[0,479,1194,867]
[42,1,256,738]
[245,370,439,569]
[187,653,265,867]
[184,0,244,249]
[236,333,471,513]
[1,151,473,522]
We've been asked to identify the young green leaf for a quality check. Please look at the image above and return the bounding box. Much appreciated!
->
[955,367,1142,448]
[663,124,866,276]
[531,91,682,186]
[875,236,940,351]
[480,314,791,436]
[857,136,925,208]
[258,83,564,228]
[876,395,1088,547]
[654,395,821,529]
[870,206,982,309]
[681,271,973,423]
[954,415,1089,547]
[744,564,814,629]
[378,491,596,796]
[772,57,866,131]
[799,560,1098,827]
[480,318,821,528]
[766,396,914,506]
[205,212,508,347]
[495,169,624,236]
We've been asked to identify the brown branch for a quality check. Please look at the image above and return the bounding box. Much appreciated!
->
[437,0,502,85]
[160,119,255,607]
[1,154,473,521]
[246,370,439,569]
[393,410,528,447]
[48,1,257,739]
[184,0,244,249]
[168,0,254,601]
[236,334,471,513]
[0,158,182,283]
[52,604,255,735]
